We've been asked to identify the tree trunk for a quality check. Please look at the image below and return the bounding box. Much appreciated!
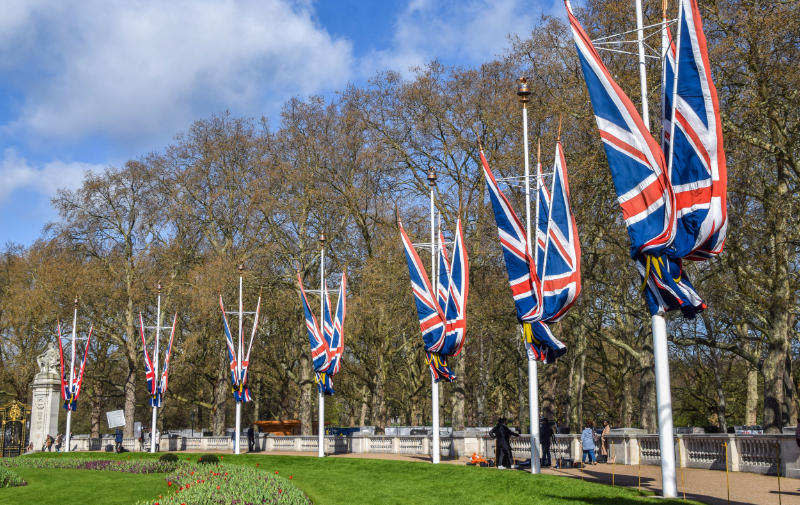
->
[568,353,586,432]
[122,364,137,438]
[745,366,759,425]
[713,354,728,433]
[784,351,798,427]
[638,348,656,432]
[451,356,466,430]
[212,368,227,435]
[90,392,101,438]
[622,360,633,427]
[359,385,369,426]
[299,354,311,435]
[763,334,787,433]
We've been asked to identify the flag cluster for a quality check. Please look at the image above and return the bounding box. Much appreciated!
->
[482,141,582,364]
[298,272,347,395]
[219,292,262,402]
[566,0,726,317]
[139,313,178,408]
[56,321,93,412]
[399,218,469,382]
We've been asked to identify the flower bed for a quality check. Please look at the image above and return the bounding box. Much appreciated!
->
[0,466,26,488]
[2,456,178,474]
[138,464,310,505]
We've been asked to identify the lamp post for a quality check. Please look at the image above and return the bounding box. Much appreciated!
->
[318,233,326,458]
[64,297,78,453]
[427,166,440,464]
[517,77,541,474]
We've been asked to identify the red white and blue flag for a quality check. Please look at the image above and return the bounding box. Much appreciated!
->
[567,0,724,318]
[482,146,571,364]
[536,141,582,323]
[566,0,676,259]
[480,148,544,323]
[298,272,346,395]
[57,322,93,412]
[219,294,260,403]
[662,0,727,261]
[399,218,469,382]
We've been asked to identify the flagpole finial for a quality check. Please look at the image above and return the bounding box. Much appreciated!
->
[73,296,78,307]
[157,283,162,293]
[319,233,326,245]
[427,166,437,186]
[557,114,563,142]
[516,77,531,104]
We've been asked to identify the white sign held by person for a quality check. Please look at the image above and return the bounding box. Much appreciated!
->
[106,410,126,428]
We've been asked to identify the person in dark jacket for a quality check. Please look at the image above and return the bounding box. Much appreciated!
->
[247,425,256,452]
[489,418,519,469]
[540,418,554,467]
[114,428,123,453]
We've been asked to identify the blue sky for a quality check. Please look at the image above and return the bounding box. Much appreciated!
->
[0,0,560,246]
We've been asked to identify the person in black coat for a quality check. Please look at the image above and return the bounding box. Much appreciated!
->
[489,418,519,469]
[247,425,256,452]
[540,418,554,467]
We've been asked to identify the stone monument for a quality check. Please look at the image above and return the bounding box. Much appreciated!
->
[29,343,61,451]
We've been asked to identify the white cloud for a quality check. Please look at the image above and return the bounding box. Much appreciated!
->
[0,148,102,203]
[0,0,354,144]
[365,0,550,77]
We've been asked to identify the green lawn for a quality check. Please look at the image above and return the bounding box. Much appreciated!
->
[0,467,170,505]
[0,452,702,505]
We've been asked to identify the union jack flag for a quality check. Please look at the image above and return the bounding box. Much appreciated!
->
[158,313,178,401]
[663,0,727,261]
[56,321,67,403]
[441,219,468,358]
[481,147,543,323]
[298,272,346,395]
[566,0,721,318]
[57,323,93,411]
[326,273,347,378]
[399,218,468,382]
[437,230,451,314]
[139,313,159,406]
[219,295,258,402]
[536,141,582,322]
[566,0,676,258]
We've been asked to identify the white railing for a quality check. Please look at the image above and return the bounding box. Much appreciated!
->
[58,431,800,478]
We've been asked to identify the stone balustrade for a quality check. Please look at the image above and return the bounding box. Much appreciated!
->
[63,432,800,478]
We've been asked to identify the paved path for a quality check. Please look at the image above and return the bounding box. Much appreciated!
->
[541,463,796,505]
[182,450,800,504]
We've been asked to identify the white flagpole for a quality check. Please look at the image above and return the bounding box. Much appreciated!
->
[150,285,162,453]
[234,268,243,455]
[427,167,440,464]
[517,78,540,474]
[318,235,326,458]
[651,0,679,497]
[64,297,78,453]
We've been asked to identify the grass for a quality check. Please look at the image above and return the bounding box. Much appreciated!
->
[0,468,169,505]
[0,451,704,505]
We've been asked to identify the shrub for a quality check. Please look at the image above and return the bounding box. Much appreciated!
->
[158,453,179,463]
[0,466,26,488]
[197,454,219,464]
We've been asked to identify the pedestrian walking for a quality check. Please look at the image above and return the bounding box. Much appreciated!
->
[44,434,54,452]
[489,418,519,469]
[581,420,597,465]
[55,433,63,452]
